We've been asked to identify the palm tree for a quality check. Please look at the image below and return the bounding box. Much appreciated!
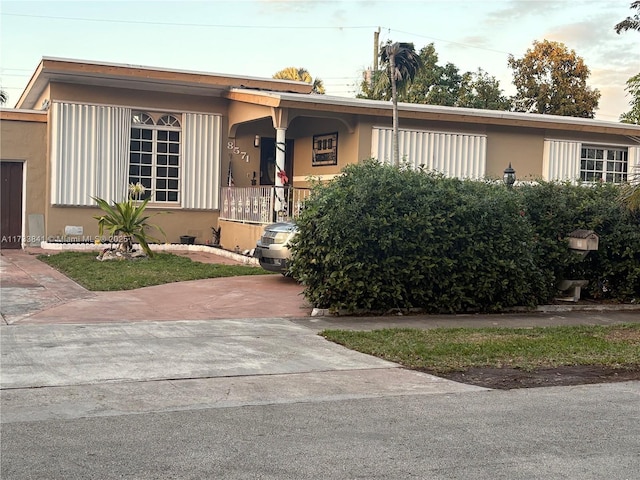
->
[378,42,422,166]
[273,67,326,94]
[615,1,640,33]
[0,88,7,106]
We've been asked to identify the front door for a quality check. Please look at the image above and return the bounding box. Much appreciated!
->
[259,138,294,186]
[1,162,23,249]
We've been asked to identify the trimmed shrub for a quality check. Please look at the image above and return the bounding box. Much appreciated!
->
[290,161,548,312]
[518,181,640,301]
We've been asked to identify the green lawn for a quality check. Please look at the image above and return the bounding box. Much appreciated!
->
[38,251,270,291]
[321,324,640,373]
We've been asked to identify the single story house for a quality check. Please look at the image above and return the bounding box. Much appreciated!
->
[2,57,639,251]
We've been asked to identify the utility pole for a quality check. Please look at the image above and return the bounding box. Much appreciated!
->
[373,27,380,72]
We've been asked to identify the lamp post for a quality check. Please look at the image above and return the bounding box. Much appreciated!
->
[503,163,516,188]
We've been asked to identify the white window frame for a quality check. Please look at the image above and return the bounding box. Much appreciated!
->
[129,112,182,204]
[579,145,628,184]
[544,139,635,184]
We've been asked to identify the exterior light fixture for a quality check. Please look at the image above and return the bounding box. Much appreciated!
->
[503,163,516,188]
[254,135,260,148]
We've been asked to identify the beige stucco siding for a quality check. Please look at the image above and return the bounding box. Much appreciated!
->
[288,116,355,181]
[0,116,48,241]
[486,127,545,180]
[49,83,228,114]
[544,129,638,147]
[46,206,219,246]
[34,84,51,112]
[218,219,264,251]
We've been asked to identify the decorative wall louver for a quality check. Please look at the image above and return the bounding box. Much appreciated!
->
[629,147,640,185]
[182,113,222,210]
[50,102,131,205]
[50,104,222,209]
[542,140,581,182]
[371,127,486,179]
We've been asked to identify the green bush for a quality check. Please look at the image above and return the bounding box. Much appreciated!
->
[291,162,640,313]
[290,161,548,312]
[518,181,640,301]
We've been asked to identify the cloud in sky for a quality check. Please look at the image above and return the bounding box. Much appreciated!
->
[484,0,567,25]
[0,0,637,120]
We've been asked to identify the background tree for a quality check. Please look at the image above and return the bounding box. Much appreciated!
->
[273,67,325,94]
[457,69,512,110]
[401,43,443,103]
[620,73,640,124]
[618,74,640,213]
[378,41,422,166]
[508,39,601,118]
[0,88,7,105]
[359,43,510,111]
[357,69,389,100]
[614,4,640,213]
[615,1,640,33]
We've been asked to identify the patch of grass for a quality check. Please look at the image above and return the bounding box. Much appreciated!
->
[38,251,271,291]
[321,324,640,373]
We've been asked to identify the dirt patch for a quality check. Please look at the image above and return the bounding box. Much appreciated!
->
[420,365,640,390]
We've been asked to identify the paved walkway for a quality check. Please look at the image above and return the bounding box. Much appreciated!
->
[2,248,639,328]
[1,248,310,324]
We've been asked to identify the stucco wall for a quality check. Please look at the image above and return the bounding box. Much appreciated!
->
[49,83,229,114]
[287,117,357,183]
[0,117,48,243]
[46,206,220,246]
[218,219,264,251]
[486,126,545,180]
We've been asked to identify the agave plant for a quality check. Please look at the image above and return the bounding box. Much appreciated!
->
[92,183,166,257]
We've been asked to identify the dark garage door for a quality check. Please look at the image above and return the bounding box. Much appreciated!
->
[1,162,23,249]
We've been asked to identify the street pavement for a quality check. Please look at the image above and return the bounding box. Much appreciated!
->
[1,248,639,479]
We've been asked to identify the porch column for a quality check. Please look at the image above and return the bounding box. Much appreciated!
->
[274,127,287,217]
[275,127,287,188]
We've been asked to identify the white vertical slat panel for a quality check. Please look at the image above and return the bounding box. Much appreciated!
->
[371,127,392,164]
[370,127,380,162]
[182,113,221,210]
[628,146,640,184]
[50,102,99,205]
[427,131,484,178]
[51,102,131,206]
[543,140,581,182]
[96,106,131,203]
[370,127,486,178]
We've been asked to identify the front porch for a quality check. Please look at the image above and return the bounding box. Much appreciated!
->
[218,186,310,251]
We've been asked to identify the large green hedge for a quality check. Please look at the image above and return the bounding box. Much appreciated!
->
[290,161,640,313]
[519,181,640,301]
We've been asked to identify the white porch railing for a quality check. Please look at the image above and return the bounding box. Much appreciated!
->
[219,186,311,224]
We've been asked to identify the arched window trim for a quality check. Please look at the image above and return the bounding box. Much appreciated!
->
[132,112,155,125]
[158,114,181,128]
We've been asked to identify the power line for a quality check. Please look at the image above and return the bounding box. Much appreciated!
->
[384,28,513,57]
[1,12,377,30]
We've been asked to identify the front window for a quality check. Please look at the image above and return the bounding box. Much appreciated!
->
[129,112,181,203]
[580,146,628,183]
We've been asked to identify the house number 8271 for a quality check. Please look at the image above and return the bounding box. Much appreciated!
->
[227,141,249,162]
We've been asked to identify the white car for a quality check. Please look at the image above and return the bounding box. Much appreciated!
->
[254,222,297,274]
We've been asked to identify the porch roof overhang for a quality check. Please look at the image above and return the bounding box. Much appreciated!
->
[0,108,48,123]
[16,57,313,110]
[226,89,640,139]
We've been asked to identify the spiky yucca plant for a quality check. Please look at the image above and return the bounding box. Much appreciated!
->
[92,183,166,257]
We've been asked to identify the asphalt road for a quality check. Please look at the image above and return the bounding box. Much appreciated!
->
[2,382,639,479]
[2,317,640,479]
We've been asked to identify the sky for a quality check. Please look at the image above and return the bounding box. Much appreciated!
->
[0,0,638,121]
